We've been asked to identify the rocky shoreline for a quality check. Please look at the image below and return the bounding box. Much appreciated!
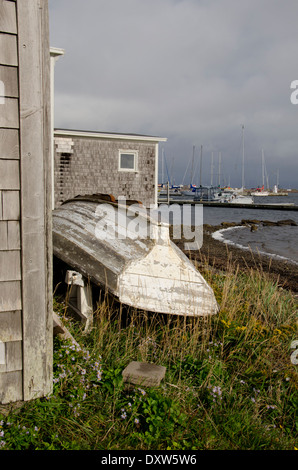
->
[173,219,298,294]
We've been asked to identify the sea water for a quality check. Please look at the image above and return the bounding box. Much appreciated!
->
[157,193,298,264]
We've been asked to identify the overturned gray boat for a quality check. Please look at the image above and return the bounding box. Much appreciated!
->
[52,195,219,317]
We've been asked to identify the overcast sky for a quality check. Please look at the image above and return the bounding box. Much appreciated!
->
[49,0,298,189]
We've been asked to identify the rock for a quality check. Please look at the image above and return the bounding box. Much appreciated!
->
[261,219,297,227]
[122,361,166,388]
[241,219,261,225]
[262,220,277,226]
[250,224,258,232]
[276,219,297,226]
[221,222,237,228]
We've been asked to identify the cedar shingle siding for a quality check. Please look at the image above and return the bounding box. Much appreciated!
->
[54,134,158,208]
[0,0,52,404]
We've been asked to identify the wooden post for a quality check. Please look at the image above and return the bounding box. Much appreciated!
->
[17,0,53,401]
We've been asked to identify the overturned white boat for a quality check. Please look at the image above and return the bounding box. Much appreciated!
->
[52,195,219,318]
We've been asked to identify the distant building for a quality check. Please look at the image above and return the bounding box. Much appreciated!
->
[54,129,167,208]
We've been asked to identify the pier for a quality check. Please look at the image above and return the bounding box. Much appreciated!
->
[158,199,298,211]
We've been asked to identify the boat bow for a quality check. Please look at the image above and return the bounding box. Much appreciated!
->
[53,196,219,317]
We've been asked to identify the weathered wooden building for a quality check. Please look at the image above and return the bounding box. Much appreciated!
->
[54,129,167,209]
[0,0,53,404]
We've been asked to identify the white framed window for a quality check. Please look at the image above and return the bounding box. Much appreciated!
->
[118,150,138,172]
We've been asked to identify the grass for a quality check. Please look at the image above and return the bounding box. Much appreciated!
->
[0,256,297,450]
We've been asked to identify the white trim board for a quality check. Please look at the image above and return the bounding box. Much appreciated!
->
[54,129,167,143]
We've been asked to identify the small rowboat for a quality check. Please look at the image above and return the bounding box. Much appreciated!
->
[52,194,219,318]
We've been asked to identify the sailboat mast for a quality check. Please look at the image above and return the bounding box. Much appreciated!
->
[161,148,164,186]
[211,151,214,186]
[190,145,195,186]
[242,125,245,190]
[199,145,203,187]
[262,149,265,188]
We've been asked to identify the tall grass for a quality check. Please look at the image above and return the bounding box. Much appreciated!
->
[0,257,297,450]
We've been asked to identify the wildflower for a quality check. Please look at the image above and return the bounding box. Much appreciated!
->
[240,380,246,384]
[121,412,127,420]
[236,326,246,331]
[251,398,256,403]
[211,386,222,399]
[0,441,5,449]
[0,431,4,437]
[134,418,140,424]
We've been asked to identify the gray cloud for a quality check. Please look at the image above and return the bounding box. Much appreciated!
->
[49,0,298,188]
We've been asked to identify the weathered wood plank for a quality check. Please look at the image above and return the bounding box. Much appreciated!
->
[18,0,53,401]
[0,341,4,365]
[0,221,21,250]
[2,190,20,220]
[0,33,18,66]
[0,129,20,159]
[0,341,22,373]
[0,160,20,189]
[0,65,19,97]
[0,251,21,281]
[0,0,17,34]
[0,281,21,312]
[0,221,8,250]
[0,97,19,128]
[0,311,22,342]
[7,221,20,249]
[0,370,22,404]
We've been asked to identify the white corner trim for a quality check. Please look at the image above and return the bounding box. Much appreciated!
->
[54,129,167,143]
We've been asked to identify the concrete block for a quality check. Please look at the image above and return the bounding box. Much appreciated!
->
[122,361,166,387]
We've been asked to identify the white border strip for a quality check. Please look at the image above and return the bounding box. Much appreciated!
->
[54,129,167,143]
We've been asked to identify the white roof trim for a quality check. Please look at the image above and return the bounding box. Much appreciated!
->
[54,129,167,143]
[50,47,65,57]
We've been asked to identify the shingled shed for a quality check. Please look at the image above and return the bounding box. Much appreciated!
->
[0,0,53,404]
[54,129,167,209]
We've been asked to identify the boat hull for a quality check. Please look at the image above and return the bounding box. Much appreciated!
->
[53,196,219,317]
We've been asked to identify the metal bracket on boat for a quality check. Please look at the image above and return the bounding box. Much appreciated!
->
[65,270,93,333]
